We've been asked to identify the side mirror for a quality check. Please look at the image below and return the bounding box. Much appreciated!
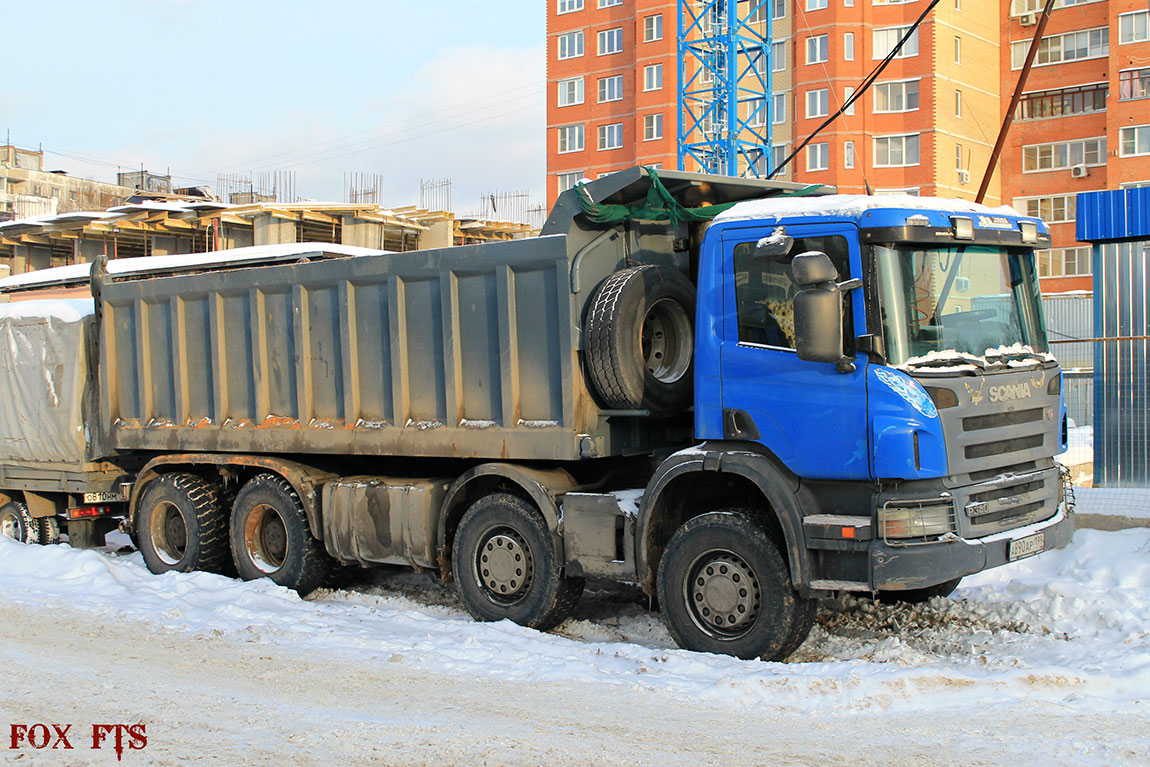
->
[752,227,794,261]
[791,251,861,369]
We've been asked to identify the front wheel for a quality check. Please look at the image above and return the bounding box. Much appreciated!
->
[452,493,583,630]
[230,473,331,595]
[657,510,813,661]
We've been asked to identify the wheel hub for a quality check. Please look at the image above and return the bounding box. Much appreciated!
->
[0,513,19,540]
[151,502,188,565]
[477,529,533,604]
[688,552,761,636]
[245,504,288,573]
[641,298,692,383]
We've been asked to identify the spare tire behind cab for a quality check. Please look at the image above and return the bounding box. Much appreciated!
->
[584,265,695,415]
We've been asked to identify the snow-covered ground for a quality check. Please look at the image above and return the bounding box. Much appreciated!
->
[1,518,1147,764]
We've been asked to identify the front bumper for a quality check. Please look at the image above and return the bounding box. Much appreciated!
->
[870,503,1074,591]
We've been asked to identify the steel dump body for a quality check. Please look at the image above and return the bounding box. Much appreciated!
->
[97,236,603,461]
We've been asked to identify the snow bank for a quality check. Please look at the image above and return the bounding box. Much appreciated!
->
[1,527,1146,716]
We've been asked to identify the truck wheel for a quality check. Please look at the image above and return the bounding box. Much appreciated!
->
[657,510,812,661]
[137,473,231,575]
[452,493,584,630]
[230,473,330,595]
[584,265,695,415]
[879,577,962,604]
[0,501,38,544]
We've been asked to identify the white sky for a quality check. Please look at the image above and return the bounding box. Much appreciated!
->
[3,0,545,213]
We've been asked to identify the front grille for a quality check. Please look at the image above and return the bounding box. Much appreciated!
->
[962,408,1044,432]
[969,461,1036,481]
[969,479,1045,503]
[964,434,1044,460]
[970,501,1045,526]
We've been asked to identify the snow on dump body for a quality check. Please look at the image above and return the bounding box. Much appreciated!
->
[714,193,1025,224]
[0,242,389,291]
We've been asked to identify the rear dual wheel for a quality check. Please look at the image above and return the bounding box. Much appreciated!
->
[137,474,230,575]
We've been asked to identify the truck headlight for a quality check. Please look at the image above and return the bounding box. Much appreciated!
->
[880,500,955,541]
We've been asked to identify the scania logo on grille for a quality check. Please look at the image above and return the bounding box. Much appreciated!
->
[988,383,1032,403]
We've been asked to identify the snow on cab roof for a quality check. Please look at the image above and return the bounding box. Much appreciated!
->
[714,193,1025,224]
[0,242,389,292]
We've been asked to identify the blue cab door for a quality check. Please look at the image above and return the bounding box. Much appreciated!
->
[717,223,871,480]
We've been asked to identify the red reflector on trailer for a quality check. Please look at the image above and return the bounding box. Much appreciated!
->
[841,527,856,539]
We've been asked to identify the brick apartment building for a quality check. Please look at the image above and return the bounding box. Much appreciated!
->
[546,0,1150,293]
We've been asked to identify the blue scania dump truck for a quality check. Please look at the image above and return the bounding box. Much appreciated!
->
[0,167,1072,660]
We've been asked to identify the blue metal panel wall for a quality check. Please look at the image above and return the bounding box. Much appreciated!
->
[1093,239,1150,486]
[1078,188,1150,243]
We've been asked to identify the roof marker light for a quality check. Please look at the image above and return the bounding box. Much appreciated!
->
[906,214,931,227]
[950,216,975,240]
[1019,220,1039,244]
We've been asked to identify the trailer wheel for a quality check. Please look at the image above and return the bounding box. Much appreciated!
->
[879,577,962,604]
[0,501,38,545]
[38,517,60,546]
[585,265,695,414]
[657,510,812,661]
[452,493,584,630]
[137,473,230,575]
[230,473,330,596]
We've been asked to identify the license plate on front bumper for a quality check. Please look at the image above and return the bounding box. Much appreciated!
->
[1009,532,1045,561]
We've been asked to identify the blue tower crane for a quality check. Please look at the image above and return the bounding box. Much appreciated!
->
[677,0,773,177]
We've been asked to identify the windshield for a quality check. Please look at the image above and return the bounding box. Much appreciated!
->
[875,244,1048,367]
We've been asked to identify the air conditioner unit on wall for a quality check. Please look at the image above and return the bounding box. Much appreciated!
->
[1071,164,1089,178]
[1020,13,1036,26]
[958,169,970,184]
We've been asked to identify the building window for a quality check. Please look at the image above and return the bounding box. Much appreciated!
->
[806,34,828,64]
[557,31,584,59]
[807,142,829,171]
[644,113,664,141]
[557,171,583,192]
[874,0,914,4]
[1120,125,1150,157]
[873,27,919,59]
[644,14,663,42]
[1120,10,1150,44]
[844,141,855,169]
[747,98,766,128]
[807,0,828,9]
[557,77,584,107]
[844,86,855,115]
[1017,195,1077,223]
[598,75,623,102]
[772,92,786,124]
[1018,83,1108,119]
[772,0,786,19]
[955,89,962,117]
[1012,27,1108,69]
[876,187,921,196]
[598,0,622,6]
[771,143,789,176]
[557,0,583,14]
[806,88,829,118]
[1022,137,1106,171]
[954,36,962,64]
[644,63,663,91]
[772,40,787,71]
[747,2,767,24]
[558,125,585,153]
[598,28,622,55]
[956,144,964,170]
[1037,247,1091,278]
[875,134,921,167]
[844,32,855,60]
[874,79,919,112]
[1120,69,1150,101]
[598,123,623,150]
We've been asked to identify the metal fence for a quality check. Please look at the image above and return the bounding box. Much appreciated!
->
[1043,293,1093,427]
